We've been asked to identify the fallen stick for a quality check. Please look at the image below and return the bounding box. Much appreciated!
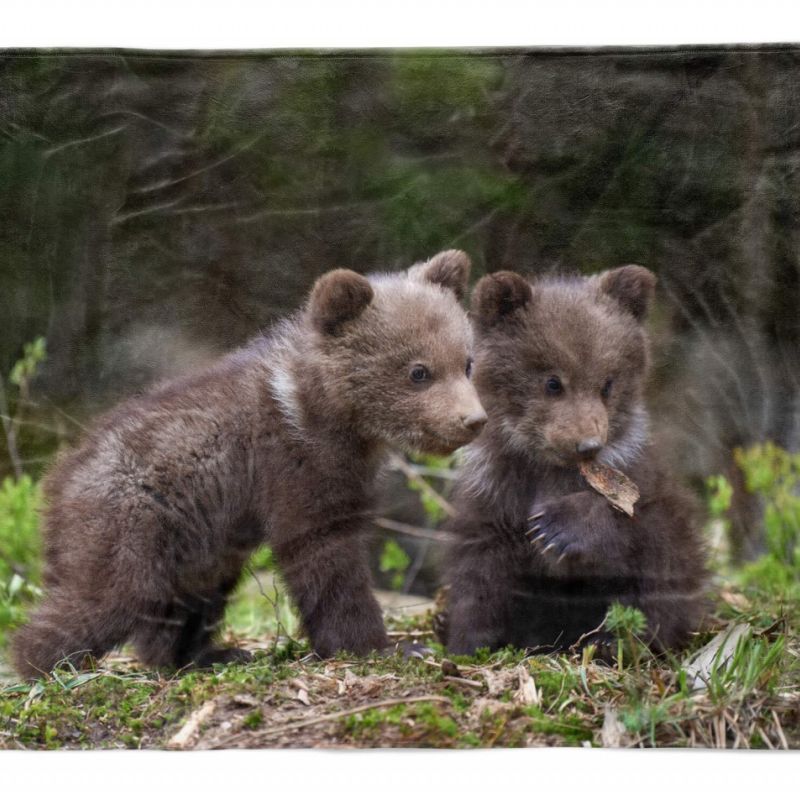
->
[222,694,452,745]
[167,699,217,749]
[443,676,484,688]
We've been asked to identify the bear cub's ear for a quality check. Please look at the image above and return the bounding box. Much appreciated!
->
[409,249,472,300]
[471,271,533,330]
[309,269,374,336]
[598,265,657,322]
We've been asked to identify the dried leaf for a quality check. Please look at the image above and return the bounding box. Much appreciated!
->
[343,669,358,689]
[231,694,259,708]
[682,623,751,692]
[579,461,640,517]
[720,589,751,612]
[481,668,510,697]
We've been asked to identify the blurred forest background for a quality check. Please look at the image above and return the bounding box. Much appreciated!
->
[1,46,799,602]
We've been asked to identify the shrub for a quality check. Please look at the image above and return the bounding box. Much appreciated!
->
[0,474,42,645]
[719,443,800,599]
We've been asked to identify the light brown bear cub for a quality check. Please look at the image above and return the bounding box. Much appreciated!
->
[13,250,486,678]
[443,266,707,656]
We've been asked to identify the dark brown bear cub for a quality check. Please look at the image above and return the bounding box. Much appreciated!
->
[443,266,707,656]
[13,250,487,679]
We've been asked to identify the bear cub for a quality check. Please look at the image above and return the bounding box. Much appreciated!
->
[13,250,487,678]
[443,265,707,656]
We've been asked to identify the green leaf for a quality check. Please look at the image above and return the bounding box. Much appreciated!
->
[379,539,411,591]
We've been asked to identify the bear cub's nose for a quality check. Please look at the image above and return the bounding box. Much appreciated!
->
[576,438,603,458]
[461,410,488,433]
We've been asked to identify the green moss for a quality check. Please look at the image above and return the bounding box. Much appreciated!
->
[342,700,463,747]
[524,707,594,744]
[242,710,264,730]
[529,663,581,707]
[0,673,162,748]
[442,687,472,713]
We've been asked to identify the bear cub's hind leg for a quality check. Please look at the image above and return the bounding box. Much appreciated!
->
[131,577,251,670]
[12,594,131,679]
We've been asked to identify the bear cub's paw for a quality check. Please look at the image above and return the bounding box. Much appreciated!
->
[526,491,609,569]
[384,640,434,660]
[194,646,254,669]
[569,630,618,665]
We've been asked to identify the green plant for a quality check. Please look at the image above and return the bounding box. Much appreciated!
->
[0,339,48,648]
[379,539,411,591]
[0,474,41,581]
[0,473,42,645]
[730,443,800,597]
[736,443,800,566]
[1,337,47,480]
[376,453,458,593]
[9,337,47,394]
[706,473,733,521]
[248,546,277,572]
[225,548,300,644]
[603,602,648,669]
[619,700,676,745]
[701,627,786,704]
[405,453,457,525]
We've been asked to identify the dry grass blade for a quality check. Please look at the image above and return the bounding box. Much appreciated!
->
[722,709,744,748]
[715,714,728,749]
[771,710,790,750]
[756,724,776,750]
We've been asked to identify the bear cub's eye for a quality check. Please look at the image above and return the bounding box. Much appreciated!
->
[601,378,614,399]
[545,376,563,396]
[465,357,474,379]
[410,365,431,383]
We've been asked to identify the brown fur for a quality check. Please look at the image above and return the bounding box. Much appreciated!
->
[12,250,486,678]
[442,266,708,656]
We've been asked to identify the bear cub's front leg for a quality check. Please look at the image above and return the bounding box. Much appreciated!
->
[278,532,389,658]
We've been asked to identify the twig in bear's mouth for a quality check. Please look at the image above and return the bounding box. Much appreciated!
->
[579,460,640,517]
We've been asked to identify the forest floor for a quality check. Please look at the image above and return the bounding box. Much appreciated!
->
[1,571,799,750]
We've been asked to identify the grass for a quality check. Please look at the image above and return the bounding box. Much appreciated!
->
[1,563,798,750]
